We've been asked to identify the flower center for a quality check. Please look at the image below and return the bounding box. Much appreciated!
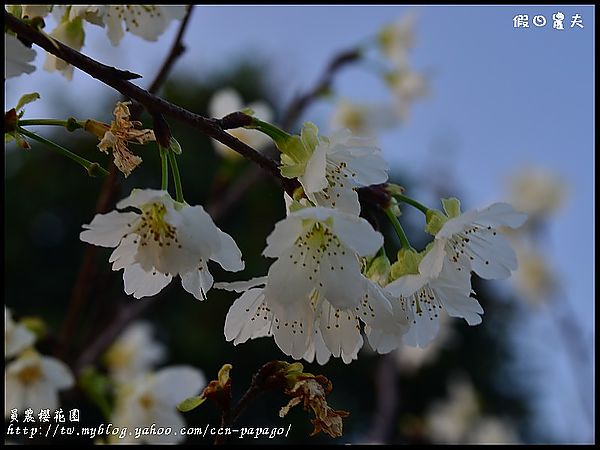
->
[138,392,155,410]
[133,202,179,249]
[17,364,42,385]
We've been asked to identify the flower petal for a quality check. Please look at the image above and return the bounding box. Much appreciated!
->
[180,261,214,301]
[123,264,172,299]
[80,211,138,247]
[41,356,74,389]
[331,213,383,256]
[224,288,273,344]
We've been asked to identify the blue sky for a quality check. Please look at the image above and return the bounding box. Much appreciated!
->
[5,5,594,443]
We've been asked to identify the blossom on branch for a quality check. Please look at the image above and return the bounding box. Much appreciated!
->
[278,122,389,214]
[80,188,244,299]
[85,102,155,177]
[4,350,74,418]
[110,366,205,444]
[425,198,528,280]
[218,205,410,363]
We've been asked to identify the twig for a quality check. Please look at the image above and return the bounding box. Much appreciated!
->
[5,11,297,195]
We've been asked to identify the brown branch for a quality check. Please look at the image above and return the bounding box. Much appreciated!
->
[5,10,297,195]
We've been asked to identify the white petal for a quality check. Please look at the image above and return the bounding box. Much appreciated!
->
[4,376,25,417]
[109,234,138,271]
[123,264,172,299]
[331,213,383,256]
[152,366,206,408]
[465,231,518,279]
[180,261,214,301]
[104,8,125,45]
[5,325,36,358]
[433,263,482,325]
[312,184,361,215]
[300,141,328,194]
[263,247,316,310]
[418,240,446,279]
[211,230,244,272]
[214,277,268,292]
[302,328,332,365]
[23,381,59,413]
[263,215,304,258]
[386,273,428,298]
[318,301,362,364]
[402,304,441,348]
[41,356,74,389]
[145,409,186,444]
[116,188,170,210]
[317,251,363,309]
[472,203,528,229]
[80,211,138,247]
[224,288,273,344]
[209,88,242,118]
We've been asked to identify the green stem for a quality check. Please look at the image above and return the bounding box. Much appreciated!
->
[18,118,85,131]
[159,145,169,191]
[167,150,184,203]
[394,194,430,215]
[249,119,291,145]
[384,208,412,250]
[17,127,109,177]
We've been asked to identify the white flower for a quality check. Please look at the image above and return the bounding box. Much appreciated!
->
[466,416,520,444]
[428,198,528,280]
[209,88,274,159]
[330,99,399,136]
[280,122,389,214]
[5,307,35,359]
[377,13,416,66]
[102,5,187,46]
[43,15,85,80]
[80,188,244,299]
[5,350,74,418]
[508,167,566,219]
[104,321,166,384]
[4,33,36,78]
[386,68,428,120]
[218,206,407,363]
[513,246,556,304]
[110,366,205,444]
[425,375,480,443]
[220,277,399,365]
[385,243,481,348]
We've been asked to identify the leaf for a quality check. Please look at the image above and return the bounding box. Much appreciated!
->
[177,395,206,412]
[15,92,40,112]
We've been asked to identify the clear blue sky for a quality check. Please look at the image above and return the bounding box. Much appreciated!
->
[5,5,594,443]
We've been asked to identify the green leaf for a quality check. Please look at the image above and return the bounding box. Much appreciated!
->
[15,92,40,112]
[177,395,206,412]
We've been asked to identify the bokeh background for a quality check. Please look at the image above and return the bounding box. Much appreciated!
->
[5,5,594,444]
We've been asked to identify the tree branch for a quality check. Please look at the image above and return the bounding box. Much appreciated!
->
[5,10,297,195]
